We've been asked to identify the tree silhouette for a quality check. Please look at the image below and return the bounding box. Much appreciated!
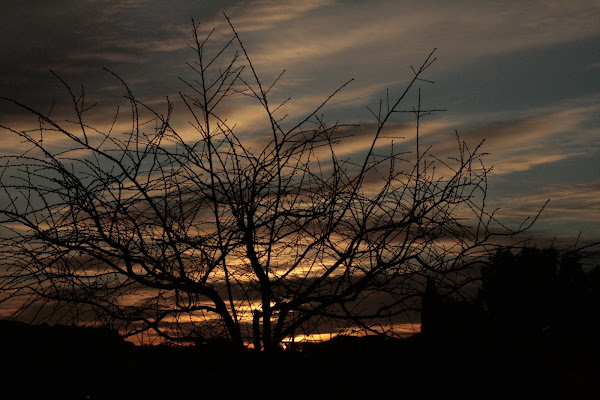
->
[0,16,541,351]
[480,246,594,338]
[480,247,558,335]
[421,277,487,343]
[420,277,444,340]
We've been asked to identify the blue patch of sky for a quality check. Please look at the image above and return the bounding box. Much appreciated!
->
[433,34,600,119]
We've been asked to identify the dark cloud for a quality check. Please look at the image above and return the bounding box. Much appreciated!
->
[0,1,230,113]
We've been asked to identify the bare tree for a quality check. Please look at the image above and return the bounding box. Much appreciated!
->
[0,17,542,351]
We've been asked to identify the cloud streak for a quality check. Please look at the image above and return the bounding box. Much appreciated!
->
[1,0,599,242]
[452,103,600,175]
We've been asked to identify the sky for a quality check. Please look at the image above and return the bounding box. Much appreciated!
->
[1,0,599,246]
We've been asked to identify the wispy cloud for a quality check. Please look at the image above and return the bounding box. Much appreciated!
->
[222,0,336,33]
[422,103,600,175]
[499,181,600,223]
[223,0,600,73]
[1,0,599,241]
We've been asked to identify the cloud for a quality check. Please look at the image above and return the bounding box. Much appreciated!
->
[222,0,600,74]
[2,0,600,247]
[498,180,600,223]
[422,102,600,175]
[488,179,600,242]
[220,0,336,33]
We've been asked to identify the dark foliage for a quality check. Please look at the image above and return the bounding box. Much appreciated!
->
[421,278,488,345]
[414,246,600,398]
[480,247,594,338]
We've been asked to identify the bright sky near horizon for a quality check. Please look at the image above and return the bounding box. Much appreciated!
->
[1,0,599,244]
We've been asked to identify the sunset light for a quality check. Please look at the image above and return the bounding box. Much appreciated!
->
[1,1,599,398]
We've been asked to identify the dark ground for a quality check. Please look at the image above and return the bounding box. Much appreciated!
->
[1,320,599,400]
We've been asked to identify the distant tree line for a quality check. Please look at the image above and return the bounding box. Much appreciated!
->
[421,246,600,343]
